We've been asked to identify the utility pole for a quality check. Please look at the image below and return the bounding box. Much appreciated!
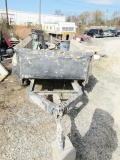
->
[39,0,41,26]
[5,0,9,27]
[105,9,108,27]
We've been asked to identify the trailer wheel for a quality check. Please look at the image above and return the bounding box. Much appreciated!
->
[20,79,30,86]
[93,34,96,38]
[0,55,2,62]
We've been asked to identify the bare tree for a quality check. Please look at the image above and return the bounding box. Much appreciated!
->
[66,10,104,27]
[66,13,79,25]
[112,11,120,27]
[92,10,104,25]
[54,9,64,16]
[78,11,91,26]
[0,18,13,37]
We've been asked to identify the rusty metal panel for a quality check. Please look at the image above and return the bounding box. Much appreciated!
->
[15,26,31,40]
[12,48,92,83]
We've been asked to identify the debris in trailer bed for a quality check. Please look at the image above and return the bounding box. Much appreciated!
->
[12,48,93,160]
[70,39,107,56]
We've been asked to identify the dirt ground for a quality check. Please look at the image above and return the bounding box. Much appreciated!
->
[0,37,120,160]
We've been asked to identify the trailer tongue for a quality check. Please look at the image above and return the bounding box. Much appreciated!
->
[12,41,93,159]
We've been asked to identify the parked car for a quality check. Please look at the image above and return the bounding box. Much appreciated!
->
[117,31,120,37]
[85,29,104,38]
[73,35,90,41]
[108,29,118,36]
[103,30,115,37]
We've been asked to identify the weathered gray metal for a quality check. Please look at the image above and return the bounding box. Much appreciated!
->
[12,47,93,156]
[28,79,83,150]
[28,80,83,115]
[12,48,92,85]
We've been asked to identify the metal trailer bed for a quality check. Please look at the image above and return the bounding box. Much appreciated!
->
[12,47,93,157]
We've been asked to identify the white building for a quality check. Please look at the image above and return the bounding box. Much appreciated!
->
[43,22,76,42]
[0,9,65,26]
[0,10,76,42]
[43,22,76,34]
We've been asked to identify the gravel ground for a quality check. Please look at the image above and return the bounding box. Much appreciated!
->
[0,38,120,160]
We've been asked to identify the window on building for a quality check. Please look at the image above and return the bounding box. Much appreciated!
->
[62,27,74,31]
[62,27,66,31]
[69,27,74,31]
[9,18,14,25]
[50,26,52,30]
[27,22,33,27]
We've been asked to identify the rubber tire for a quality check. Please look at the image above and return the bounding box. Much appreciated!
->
[21,79,30,86]
[93,34,96,38]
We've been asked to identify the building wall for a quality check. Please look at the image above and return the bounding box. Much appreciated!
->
[59,22,76,33]
[43,23,59,33]
[0,9,65,25]
[43,22,76,34]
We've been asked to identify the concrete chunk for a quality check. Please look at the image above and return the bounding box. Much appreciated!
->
[0,63,9,82]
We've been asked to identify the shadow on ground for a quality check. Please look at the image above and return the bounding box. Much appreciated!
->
[67,75,117,160]
[68,108,118,160]
[84,75,98,93]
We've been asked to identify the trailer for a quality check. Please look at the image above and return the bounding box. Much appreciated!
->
[12,30,93,160]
